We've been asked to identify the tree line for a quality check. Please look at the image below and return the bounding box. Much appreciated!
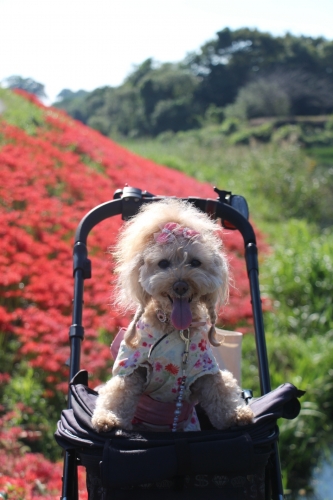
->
[6,28,333,137]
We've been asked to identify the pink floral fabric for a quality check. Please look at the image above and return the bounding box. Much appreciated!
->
[113,318,220,405]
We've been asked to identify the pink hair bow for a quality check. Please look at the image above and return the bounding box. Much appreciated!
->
[154,222,200,244]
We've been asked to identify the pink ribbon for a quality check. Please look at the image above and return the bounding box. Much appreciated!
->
[154,222,200,245]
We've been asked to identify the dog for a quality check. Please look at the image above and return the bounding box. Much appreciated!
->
[91,198,253,432]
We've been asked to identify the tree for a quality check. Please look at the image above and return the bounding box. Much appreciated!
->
[151,97,199,134]
[124,58,155,87]
[186,28,333,113]
[103,86,148,136]
[138,63,200,134]
[56,89,88,101]
[270,68,333,115]
[54,29,333,136]
[187,28,285,108]
[225,78,291,119]
[2,75,46,98]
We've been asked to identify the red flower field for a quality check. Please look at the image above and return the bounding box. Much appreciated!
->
[0,89,267,498]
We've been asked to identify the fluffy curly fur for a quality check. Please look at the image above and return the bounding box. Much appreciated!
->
[92,199,253,432]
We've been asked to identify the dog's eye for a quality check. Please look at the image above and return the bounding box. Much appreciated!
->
[158,259,170,269]
[190,259,201,268]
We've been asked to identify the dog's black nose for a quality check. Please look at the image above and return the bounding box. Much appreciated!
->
[173,280,189,296]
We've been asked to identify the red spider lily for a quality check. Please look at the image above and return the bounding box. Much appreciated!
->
[0,89,269,499]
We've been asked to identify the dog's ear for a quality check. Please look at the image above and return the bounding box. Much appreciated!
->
[128,256,150,308]
[115,255,150,310]
[121,256,150,347]
[124,306,144,347]
[208,324,221,347]
[202,291,223,346]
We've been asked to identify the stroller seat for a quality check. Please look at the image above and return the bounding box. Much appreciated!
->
[55,370,303,499]
[55,186,304,500]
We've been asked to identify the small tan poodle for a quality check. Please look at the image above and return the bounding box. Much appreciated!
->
[91,198,253,432]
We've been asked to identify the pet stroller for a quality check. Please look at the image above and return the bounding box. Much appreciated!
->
[55,186,304,500]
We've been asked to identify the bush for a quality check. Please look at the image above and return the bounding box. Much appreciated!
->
[87,115,110,136]
[245,145,333,227]
[2,365,63,460]
[243,220,333,490]
[121,131,333,227]
[325,115,333,131]
[219,117,240,135]
[224,79,290,120]
[204,104,225,124]
[150,97,199,134]
[271,124,303,144]
[228,128,252,145]
[228,123,274,145]
[301,130,333,147]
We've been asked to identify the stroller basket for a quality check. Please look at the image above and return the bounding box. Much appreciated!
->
[56,186,304,500]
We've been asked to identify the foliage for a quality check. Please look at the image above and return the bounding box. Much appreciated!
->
[2,365,65,460]
[55,28,333,138]
[228,122,274,144]
[124,58,155,86]
[55,62,200,137]
[308,146,333,166]
[2,76,46,98]
[2,85,333,496]
[243,221,333,490]
[224,79,291,120]
[271,124,303,144]
[150,96,198,134]
[262,221,333,339]
[0,89,259,498]
[268,68,333,116]
[204,104,225,125]
[225,70,333,121]
[120,128,333,228]
[120,131,333,495]
[187,28,333,113]
[218,117,240,135]
[0,408,88,499]
[139,63,200,133]
[0,88,46,135]
[56,89,88,101]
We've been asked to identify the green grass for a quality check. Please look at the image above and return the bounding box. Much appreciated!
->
[307,146,333,164]
[0,87,45,134]
[118,129,333,229]
[3,364,64,460]
[243,220,333,490]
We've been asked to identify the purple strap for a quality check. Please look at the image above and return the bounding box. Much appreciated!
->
[134,394,194,426]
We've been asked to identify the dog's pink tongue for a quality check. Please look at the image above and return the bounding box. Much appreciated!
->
[171,297,192,330]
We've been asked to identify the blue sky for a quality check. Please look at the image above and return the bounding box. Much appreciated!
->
[1,0,333,102]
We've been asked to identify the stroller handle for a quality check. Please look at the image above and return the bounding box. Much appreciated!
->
[74,186,256,247]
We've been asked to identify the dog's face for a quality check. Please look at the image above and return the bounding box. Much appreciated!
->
[114,200,229,335]
[138,223,227,330]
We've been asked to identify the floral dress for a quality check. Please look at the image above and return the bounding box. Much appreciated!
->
[112,318,220,431]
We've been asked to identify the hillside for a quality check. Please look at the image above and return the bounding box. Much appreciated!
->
[0,88,261,498]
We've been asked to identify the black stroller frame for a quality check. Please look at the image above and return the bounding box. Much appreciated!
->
[60,185,286,500]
